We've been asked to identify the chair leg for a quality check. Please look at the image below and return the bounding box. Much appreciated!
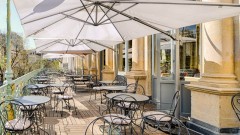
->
[72,99,77,115]
[103,121,106,135]
[61,100,64,117]
[95,91,97,99]
[141,121,145,135]
[100,91,103,104]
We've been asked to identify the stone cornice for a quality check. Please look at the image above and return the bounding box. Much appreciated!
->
[185,84,240,96]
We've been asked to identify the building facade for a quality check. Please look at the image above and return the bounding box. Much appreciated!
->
[67,9,240,135]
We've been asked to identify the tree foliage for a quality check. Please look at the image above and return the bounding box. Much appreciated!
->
[0,32,41,82]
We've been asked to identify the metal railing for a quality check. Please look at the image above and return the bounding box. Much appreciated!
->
[0,69,42,98]
[0,68,42,134]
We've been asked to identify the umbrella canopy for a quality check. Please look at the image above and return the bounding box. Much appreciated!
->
[42,53,77,59]
[34,39,120,54]
[13,0,240,41]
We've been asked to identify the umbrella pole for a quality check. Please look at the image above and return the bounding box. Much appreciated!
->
[174,29,180,119]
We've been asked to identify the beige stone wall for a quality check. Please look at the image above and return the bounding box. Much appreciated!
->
[191,91,220,127]
[191,90,240,128]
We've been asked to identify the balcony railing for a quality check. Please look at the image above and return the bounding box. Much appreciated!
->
[0,68,42,134]
[0,68,42,98]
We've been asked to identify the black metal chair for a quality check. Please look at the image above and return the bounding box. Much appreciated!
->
[231,92,240,121]
[22,84,43,96]
[124,83,145,95]
[85,116,120,135]
[141,114,190,135]
[100,94,141,135]
[0,100,33,135]
[141,90,180,134]
[112,75,127,86]
[55,82,77,117]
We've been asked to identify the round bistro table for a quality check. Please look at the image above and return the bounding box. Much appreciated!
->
[106,93,149,102]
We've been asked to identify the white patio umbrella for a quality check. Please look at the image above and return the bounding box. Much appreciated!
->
[34,39,121,54]
[13,0,240,41]
[42,53,77,59]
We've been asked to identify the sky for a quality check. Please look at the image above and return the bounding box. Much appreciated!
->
[0,0,24,34]
[0,0,35,50]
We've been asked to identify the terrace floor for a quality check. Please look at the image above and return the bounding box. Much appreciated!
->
[40,88,167,135]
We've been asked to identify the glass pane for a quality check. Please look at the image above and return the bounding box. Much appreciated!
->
[160,44,172,79]
[179,25,200,78]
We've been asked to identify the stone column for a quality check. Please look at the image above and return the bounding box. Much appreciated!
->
[90,53,97,75]
[102,49,114,80]
[118,44,123,71]
[186,4,240,133]
[126,37,147,95]
[96,52,101,79]
[83,56,88,75]
[125,41,129,72]
[145,36,152,96]
[87,54,91,74]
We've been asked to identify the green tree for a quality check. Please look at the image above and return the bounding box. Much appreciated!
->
[0,32,41,83]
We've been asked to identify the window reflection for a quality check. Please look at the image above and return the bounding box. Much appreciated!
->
[180,25,200,78]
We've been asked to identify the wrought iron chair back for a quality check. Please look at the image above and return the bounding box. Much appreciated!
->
[112,75,127,86]
[168,90,180,116]
[141,114,190,135]
[231,92,240,121]
[99,94,141,134]
[0,100,32,134]
[125,83,145,95]
[22,84,40,96]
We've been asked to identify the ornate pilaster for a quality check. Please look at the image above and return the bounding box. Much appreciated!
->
[126,37,148,95]
[186,5,240,133]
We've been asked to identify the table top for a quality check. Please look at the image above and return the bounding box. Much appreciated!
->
[28,84,48,89]
[66,74,90,77]
[15,96,50,106]
[36,76,48,78]
[106,93,149,102]
[49,83,73,87]
[93,86,127,91]
[47,72,59,74]
[33,78,50,81]
[99,80,119,84]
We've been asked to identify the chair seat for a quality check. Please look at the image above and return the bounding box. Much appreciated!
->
[5,118,31,131]
[52,90,64,94]
[143,111,171,122]
[104,114,131,125]
[117,102,139,109]
[58,95,73,100]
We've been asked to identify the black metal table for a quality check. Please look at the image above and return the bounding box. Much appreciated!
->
[106,93,149,102]
[15,96,50,134]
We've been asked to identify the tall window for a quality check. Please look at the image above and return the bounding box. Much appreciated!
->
[179,25,200,77]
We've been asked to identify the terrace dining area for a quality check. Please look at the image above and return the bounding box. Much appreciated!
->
[0,69,191,135]
[1,0,240,135]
